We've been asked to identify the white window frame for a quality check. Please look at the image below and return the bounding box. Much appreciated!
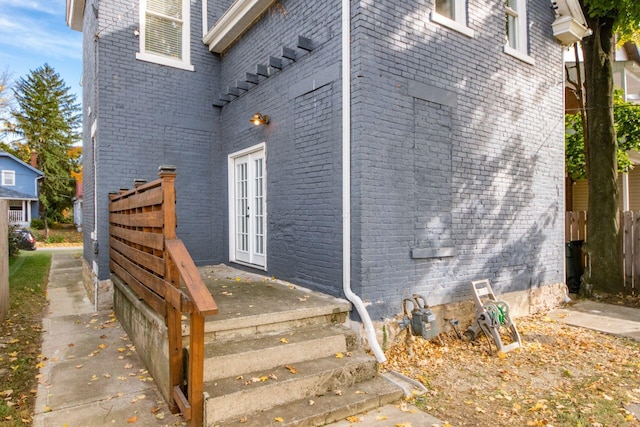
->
[136,0,194,71]
[503,0,535,65]
[228,143,267,270]
[1,170,15,186]
[430,0,475,38]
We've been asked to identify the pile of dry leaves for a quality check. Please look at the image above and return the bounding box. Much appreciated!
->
[381,312,640,426]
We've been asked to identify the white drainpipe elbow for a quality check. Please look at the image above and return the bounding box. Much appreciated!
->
[341,0,386,364]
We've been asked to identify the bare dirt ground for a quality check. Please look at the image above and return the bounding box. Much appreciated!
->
[382,307,640,427]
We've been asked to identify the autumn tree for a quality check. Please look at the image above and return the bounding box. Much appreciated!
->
[576,0,640,295]
[566,90,640,180]
[11,64,81,230]
[0,68,13,149]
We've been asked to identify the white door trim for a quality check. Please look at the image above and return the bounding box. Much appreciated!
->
[228,142,267,270]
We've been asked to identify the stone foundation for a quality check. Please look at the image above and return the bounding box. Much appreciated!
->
[369,282,569,351]
[112,274,171,401]
[81,257,113,310]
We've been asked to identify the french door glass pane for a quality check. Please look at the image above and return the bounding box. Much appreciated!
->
[237,163,248,252]
[254,158,264,255]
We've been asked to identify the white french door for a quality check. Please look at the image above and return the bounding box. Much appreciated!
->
[229,144,266,268]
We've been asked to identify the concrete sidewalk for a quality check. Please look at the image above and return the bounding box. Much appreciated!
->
[548,299,640,341]
[33,250,184,427]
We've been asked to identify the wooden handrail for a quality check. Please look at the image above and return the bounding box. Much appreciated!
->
[166,238,218,427]
[166,239,218,315]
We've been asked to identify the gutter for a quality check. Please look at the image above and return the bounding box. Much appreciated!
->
[341,0,386,364]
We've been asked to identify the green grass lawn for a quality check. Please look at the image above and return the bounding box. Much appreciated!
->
[0,251,51,426]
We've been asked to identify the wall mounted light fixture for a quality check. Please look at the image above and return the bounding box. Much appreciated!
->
[250,113,269,126]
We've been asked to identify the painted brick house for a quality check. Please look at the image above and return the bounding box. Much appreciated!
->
[0,151,43,227]
[66,0,578,326]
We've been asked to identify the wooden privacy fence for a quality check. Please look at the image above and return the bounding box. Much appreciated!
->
[565,211,639,294]
[109,166,218,427]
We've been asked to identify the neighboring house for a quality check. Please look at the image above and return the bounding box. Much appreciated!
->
[66,0,576,323]
[0,151,43,228]
[565,42,640,212]
[71,156,83,230]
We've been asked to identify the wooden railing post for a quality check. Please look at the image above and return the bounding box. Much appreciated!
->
[159,166,182,415]
[188,311,205,427]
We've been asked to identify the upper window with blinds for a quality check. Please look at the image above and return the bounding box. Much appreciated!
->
[136,0,194,71]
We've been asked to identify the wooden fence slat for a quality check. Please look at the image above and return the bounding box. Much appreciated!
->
[578,211,587,241]
[110,226,164,250]
[110,237,165,276]
[110,210,164,228]
[624,212,633,291]
[110,248,167,297]
[625,212,640,289]
[109,179,163,203]
[109,259,167,316]
[565,211,586,242]
[109,188,163,212]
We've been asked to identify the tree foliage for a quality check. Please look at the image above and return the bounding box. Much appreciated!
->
[10,64,81,223]
[0,67,14,148]
[566,90,640,180]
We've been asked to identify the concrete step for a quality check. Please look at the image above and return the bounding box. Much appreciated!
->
[204,351,379,425]
[183,277,352,342]
[203,324,358,382]
[215,376,403,427]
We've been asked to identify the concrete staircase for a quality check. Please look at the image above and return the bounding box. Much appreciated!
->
[190,268,403,427]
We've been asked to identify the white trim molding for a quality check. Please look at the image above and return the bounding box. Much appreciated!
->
[430,11,475,38]
[227,142,267,270]
[66,0,86,31]
[203,0,276,54]
[550,0,591,45]
[504,0,534,65]
[504,44,535,65]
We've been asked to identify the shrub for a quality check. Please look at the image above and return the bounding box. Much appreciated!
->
[7,224,20,257]
[30,219,45,230]
[44,235,65,244]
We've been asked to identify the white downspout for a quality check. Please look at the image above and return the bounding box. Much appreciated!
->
[342,0,386,363]
[201,0,208,38]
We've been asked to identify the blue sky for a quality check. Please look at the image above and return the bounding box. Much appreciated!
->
[0,0,83,106]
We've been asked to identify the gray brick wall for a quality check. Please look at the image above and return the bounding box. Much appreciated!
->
[351,0,565,319]
[83,0,222,279]
[81,0,565,320]
[214,0,344,293]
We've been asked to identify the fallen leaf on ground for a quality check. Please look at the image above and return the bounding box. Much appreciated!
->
[285,365,297,374]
